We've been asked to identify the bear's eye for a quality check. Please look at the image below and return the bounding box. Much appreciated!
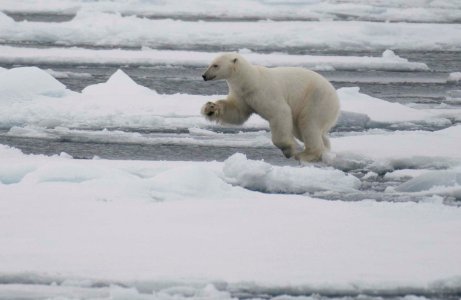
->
[212,64,219,68]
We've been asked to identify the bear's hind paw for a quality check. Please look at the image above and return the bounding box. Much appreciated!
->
[294,151,323,162]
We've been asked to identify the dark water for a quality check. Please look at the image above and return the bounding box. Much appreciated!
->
[0,134,292,164]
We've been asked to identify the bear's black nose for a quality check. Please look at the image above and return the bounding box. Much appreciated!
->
[202,74,207,81]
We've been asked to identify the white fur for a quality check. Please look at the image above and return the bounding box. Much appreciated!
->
[201,53,340,162]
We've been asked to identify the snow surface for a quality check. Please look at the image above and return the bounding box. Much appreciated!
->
[1,11,460,51]
[0,46,429,72]
[1,0,460,23]
[1,145,461,295]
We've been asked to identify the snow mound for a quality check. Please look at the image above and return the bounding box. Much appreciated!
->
[223,153,360,193]
[82,69,155,96]
[0,10,14,26]
[0,67,67,102]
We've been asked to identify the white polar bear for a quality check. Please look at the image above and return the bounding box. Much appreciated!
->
[201,53,340,162]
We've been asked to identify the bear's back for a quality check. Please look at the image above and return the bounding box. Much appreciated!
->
[263,66,334,99]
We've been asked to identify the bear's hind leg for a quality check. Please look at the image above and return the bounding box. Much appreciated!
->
[295,127,326,162]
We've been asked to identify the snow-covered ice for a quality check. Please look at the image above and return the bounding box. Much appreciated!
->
[0,145,461,296]
[0,46,429,72]
[1,11,460,51]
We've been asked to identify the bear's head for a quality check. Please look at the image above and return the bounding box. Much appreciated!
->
[202,53,240,81]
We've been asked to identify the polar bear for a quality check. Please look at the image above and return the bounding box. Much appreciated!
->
[201,53,340,162]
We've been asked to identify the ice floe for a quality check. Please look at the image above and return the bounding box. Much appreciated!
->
[0,46,429,72]
[1,11,460,50]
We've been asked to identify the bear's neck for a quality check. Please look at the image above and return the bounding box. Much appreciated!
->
[226,63,259,98]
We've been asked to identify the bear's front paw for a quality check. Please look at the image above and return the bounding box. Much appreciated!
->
[201,101,220,120]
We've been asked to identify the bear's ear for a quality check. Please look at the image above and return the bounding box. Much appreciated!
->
[232,58,238,64]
